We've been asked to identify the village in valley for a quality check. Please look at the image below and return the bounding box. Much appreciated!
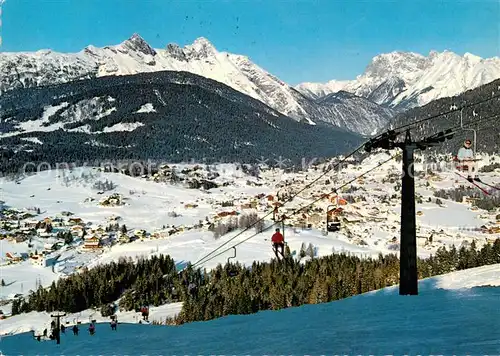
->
[1,152,499,323]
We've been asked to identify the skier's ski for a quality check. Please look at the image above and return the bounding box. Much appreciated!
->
[476,180,500,192]
[455,172,491,195]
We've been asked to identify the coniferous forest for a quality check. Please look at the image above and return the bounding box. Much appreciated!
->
[11,239,500,325]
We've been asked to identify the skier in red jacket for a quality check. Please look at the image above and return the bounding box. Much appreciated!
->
[271,228,285,259]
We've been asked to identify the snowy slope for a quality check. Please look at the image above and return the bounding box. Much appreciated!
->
[0,34,392,135]
[1,264,499,354]
[0,70,363,165]
[296,50,500,110]
[0,303,183,337]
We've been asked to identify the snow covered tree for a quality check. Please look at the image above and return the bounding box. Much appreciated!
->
[238,214,248,229]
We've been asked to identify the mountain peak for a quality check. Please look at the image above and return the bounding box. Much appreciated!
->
[121,33,157,56]
[428,50,440,58]
[162,37,217,62]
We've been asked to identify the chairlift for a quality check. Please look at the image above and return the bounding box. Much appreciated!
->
[227,246,236,264]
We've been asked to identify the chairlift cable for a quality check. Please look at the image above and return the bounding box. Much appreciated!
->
[186,101,500,271]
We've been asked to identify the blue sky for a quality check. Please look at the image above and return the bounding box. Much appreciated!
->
[1,0,499,84]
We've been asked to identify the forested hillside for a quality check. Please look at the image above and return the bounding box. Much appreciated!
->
[11,240,500,325]
[0,70,362,173]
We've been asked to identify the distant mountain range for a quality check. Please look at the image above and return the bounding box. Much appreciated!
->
[0,33,498,169]
[296,51,500,111]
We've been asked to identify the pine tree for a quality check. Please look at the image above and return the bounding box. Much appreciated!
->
[306,243,315,258]
[469,240,478,268]
[11,298,21,315]
[64,232,73,245]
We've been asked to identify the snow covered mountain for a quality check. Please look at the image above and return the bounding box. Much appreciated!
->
[0,34,393,136]
[389,78,500,154]
[0,70,362,172]
[294,80,351,100]
[296,51,500,110]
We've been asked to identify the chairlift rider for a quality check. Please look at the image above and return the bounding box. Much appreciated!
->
[457,138,481,182]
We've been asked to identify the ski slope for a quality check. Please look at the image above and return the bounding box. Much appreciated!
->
[1,264,499,354]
